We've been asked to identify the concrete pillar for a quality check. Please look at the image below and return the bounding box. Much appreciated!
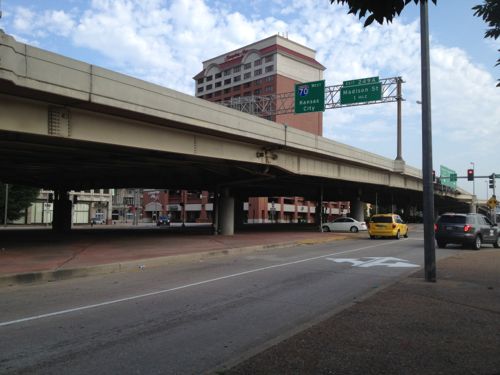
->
[469,195,477,214]
[351,197,364,222]
[316,186,323,231]
[234,195,245,230]
[52,190,72,232]
[220,188,235,236]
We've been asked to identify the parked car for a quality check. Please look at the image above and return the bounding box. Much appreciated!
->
[322,217,367,233]
[368,213,408,239]
[434,212,499,250]
[91,217,105,224]
[156,216,171,226]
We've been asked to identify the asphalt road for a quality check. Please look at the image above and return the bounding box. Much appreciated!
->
[0,230,461,374]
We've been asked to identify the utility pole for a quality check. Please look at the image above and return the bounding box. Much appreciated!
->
[420,1,436,282]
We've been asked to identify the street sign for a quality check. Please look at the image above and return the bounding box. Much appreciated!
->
[294,80,325,114]
[440,165,457,189]
[340,76,382,105]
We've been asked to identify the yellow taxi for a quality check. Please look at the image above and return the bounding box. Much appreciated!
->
[368,214,408,239]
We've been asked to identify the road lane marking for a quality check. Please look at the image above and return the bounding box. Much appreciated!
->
[327,257,419,268]
[0,239,406,328]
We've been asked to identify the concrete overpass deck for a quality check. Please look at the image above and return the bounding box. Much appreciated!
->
[0,30,469,211]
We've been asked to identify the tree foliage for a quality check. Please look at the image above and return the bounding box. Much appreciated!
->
[329,0,437,27]
[329,0,499,86]
[0,184,40,224]
[473,0,500,40]
[472,0,500,86]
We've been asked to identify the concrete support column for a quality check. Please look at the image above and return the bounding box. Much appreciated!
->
[106,197,113,224]
[220,188,234,236]
[469,195,477,214]
[52,190,72,232]
[234,195,245,230]
[316,186,323,232]
[351,197,364,222]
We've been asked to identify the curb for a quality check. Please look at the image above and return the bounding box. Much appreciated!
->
[0,235,347,288]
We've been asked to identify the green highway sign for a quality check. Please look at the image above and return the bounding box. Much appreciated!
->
[340,76,382,105]
[343,76,379,86]
[294,80,325,114]
[440,165,457,189]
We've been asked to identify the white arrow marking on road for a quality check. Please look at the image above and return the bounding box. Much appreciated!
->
[327,257,419,268]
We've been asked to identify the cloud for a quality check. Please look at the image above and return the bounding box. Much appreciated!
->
[10,6,75,38]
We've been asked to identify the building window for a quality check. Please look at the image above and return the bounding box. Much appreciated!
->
[254,79,262,86]
[233,94,240,98]
[224,69,231,76]
[264,76,274,82]
[197,87,204,93]
[224,88,231,94]
[254,59,262,66]
[233,66,241,73]
[214,91,221,97]
[265,65,274,73]
[224,78,231,85]
[244,63,251,70]
[103,189,110,194]
[254,89,261,95]
[243,91,251,96]
[243,82,251,88]
[233,84,241,91]
[206,84,212,90]
[224,97,231,101]
[244,72,251,79]
[197,78,204,84]
[265,55,273,63]
[215,81,222,88]
[206,75,213,81]
[215,72,222,79]
[206,93,213,98]
[254,68,262,76]
[233,75,241,82]
[264,85,273,93]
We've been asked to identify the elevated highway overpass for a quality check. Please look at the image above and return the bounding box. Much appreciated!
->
[0,31,470,232]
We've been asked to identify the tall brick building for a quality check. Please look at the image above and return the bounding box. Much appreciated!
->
[194,34,325,136]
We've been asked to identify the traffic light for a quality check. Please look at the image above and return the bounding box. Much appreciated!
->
[467,169,474,181]
[489,174,496,189]
[432,170,436,182]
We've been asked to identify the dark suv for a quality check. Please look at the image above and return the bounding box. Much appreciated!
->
[435,213,499,250]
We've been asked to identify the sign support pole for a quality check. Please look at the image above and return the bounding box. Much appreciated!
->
[396,77,403,161]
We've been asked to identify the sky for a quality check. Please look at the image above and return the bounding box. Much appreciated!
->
[1,0,499,199]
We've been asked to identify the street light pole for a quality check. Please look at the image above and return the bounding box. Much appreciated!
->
[420,0,436,282]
